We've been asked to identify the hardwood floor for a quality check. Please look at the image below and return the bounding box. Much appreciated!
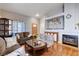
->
[24,42,79,56]
[41,43,79,56]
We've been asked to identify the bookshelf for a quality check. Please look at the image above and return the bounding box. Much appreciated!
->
[0,18,13,38]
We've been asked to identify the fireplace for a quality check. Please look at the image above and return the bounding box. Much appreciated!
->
[62,34,78,47]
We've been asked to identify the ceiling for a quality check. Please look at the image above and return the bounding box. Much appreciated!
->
[0,3,63,17]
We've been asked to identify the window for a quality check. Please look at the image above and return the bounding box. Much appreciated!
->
[13,20,26,35]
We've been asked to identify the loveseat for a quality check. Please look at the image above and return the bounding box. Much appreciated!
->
[39,34,54,47]
[0,37,20,56]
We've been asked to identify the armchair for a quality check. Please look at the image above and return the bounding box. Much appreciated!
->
[16,32,30,45]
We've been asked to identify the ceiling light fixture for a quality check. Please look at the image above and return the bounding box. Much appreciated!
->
[35,13,40,17]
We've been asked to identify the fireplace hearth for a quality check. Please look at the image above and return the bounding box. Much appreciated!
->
[62,34,78,47]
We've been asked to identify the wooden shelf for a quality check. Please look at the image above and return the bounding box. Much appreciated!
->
[0,18,13,37]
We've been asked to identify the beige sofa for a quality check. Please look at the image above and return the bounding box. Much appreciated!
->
[0,37,20,56]
[39,34,54,47]
[0,37,29,56]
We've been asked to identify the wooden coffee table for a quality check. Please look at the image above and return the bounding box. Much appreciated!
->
[25,39,47,55]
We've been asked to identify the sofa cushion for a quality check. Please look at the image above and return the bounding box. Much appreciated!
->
[19,33,24,38]
[3,44,20,55]
[5,46,28,56]
[0,37,6,56]
[23,32,29,37]
[18,32,29,38]
[5,37,18,48]
[40,34,45,39]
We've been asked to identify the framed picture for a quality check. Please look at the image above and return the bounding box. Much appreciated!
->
[45,15,64,30]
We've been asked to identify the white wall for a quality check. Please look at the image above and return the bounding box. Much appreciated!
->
[25,17,40,34]
[46,5,63,17]
[0,9,40,34]
[40,17,45,34]
[64,3,79,34]
[40,3,79,43]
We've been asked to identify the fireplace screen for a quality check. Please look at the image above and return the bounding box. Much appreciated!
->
[62,34,78,47]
